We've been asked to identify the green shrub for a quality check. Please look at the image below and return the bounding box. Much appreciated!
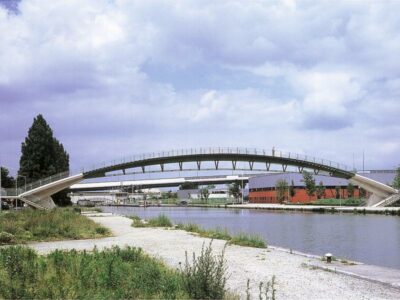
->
[0,232,15,244]
[182,241,227,299]
[95,227,109,235]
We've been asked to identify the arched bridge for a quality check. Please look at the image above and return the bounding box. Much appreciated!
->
[5,147,399,209]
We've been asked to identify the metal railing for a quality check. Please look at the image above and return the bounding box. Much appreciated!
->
[4,171,70,196]
[82,147,350,174]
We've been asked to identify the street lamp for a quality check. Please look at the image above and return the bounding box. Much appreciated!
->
[15,175,26,209]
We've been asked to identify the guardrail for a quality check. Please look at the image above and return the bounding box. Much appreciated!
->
[82,147,351,174]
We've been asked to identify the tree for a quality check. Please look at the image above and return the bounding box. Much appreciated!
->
[335,186,341,199]
[199,185,215,203]
[275,179,288,204]
[228,182,241,203]
[347,182,355,198]
[302,171,316,200]
[199,187,210,203]
[18,114,71,206]
[289,180,296,201]
[393,167,400,189]
[1,167,15,188]
[179,182,199,190]
[359,187,366,199]
[316,181,325,199]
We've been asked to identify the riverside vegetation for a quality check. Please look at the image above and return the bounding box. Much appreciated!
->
[131,214,266,248]
[0,242,229,299]
[0,208,110,244]
[0,243,276,300]
[0,210,275,299]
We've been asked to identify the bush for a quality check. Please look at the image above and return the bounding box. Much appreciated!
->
[0,232,15,244]
[182,241,227,299]
[95,227,108,235]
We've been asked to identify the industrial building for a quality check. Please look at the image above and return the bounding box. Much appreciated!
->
[248,171,396,204]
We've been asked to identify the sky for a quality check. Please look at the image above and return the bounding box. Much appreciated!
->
[0,0,399,176]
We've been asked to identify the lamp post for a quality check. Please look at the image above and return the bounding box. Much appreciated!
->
[15,175,26,209]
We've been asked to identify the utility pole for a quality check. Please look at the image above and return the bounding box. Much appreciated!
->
[363,150,365,173]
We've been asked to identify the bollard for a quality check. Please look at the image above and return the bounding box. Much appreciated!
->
[325,253,332,263]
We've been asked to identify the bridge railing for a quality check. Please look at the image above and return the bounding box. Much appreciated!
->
[82,147,350,174]
[4,171,71,196]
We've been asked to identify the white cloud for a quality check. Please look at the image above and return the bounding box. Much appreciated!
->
[0,0,399,172]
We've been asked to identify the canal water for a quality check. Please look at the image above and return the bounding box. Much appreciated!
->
[101,206,400,270]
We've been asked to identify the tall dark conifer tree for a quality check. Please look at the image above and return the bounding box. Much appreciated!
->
[18,114,71,206]
[1,167,15,188]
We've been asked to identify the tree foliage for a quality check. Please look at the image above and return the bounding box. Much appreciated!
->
[179,182,199,190]
[393,167,400,189]
[289,180,296,200]
[316,181,325,199]
[228,182,241,203]
[275,179,288,204]
[199,185,215,203]
[18,115,70,206]
[0,167,15,189]
[302,171,316,199]
[359,187,367,198]
[347,182,355,198]
[335,186,341,199]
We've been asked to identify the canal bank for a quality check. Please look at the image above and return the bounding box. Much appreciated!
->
[228,203,400,215]
[29,213,400,299]
[104,203,400,215]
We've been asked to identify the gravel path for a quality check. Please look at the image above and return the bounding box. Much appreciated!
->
[29,215,400,299]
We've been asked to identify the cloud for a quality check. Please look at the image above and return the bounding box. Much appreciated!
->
[0,0,399,174]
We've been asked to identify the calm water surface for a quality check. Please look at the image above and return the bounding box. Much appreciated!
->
[101,206,400,270]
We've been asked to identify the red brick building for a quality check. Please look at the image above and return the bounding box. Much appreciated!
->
[248,171,395,204]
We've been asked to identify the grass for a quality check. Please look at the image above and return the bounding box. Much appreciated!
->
[230,233,266,248]
[0,244,233,299]
[176,222,266,248]
[131,215,267,248]
[0,208,111,244]
[0,245,187,299]
[130,214,173,228]
[80,207,103,212]
[313,198,363,206]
